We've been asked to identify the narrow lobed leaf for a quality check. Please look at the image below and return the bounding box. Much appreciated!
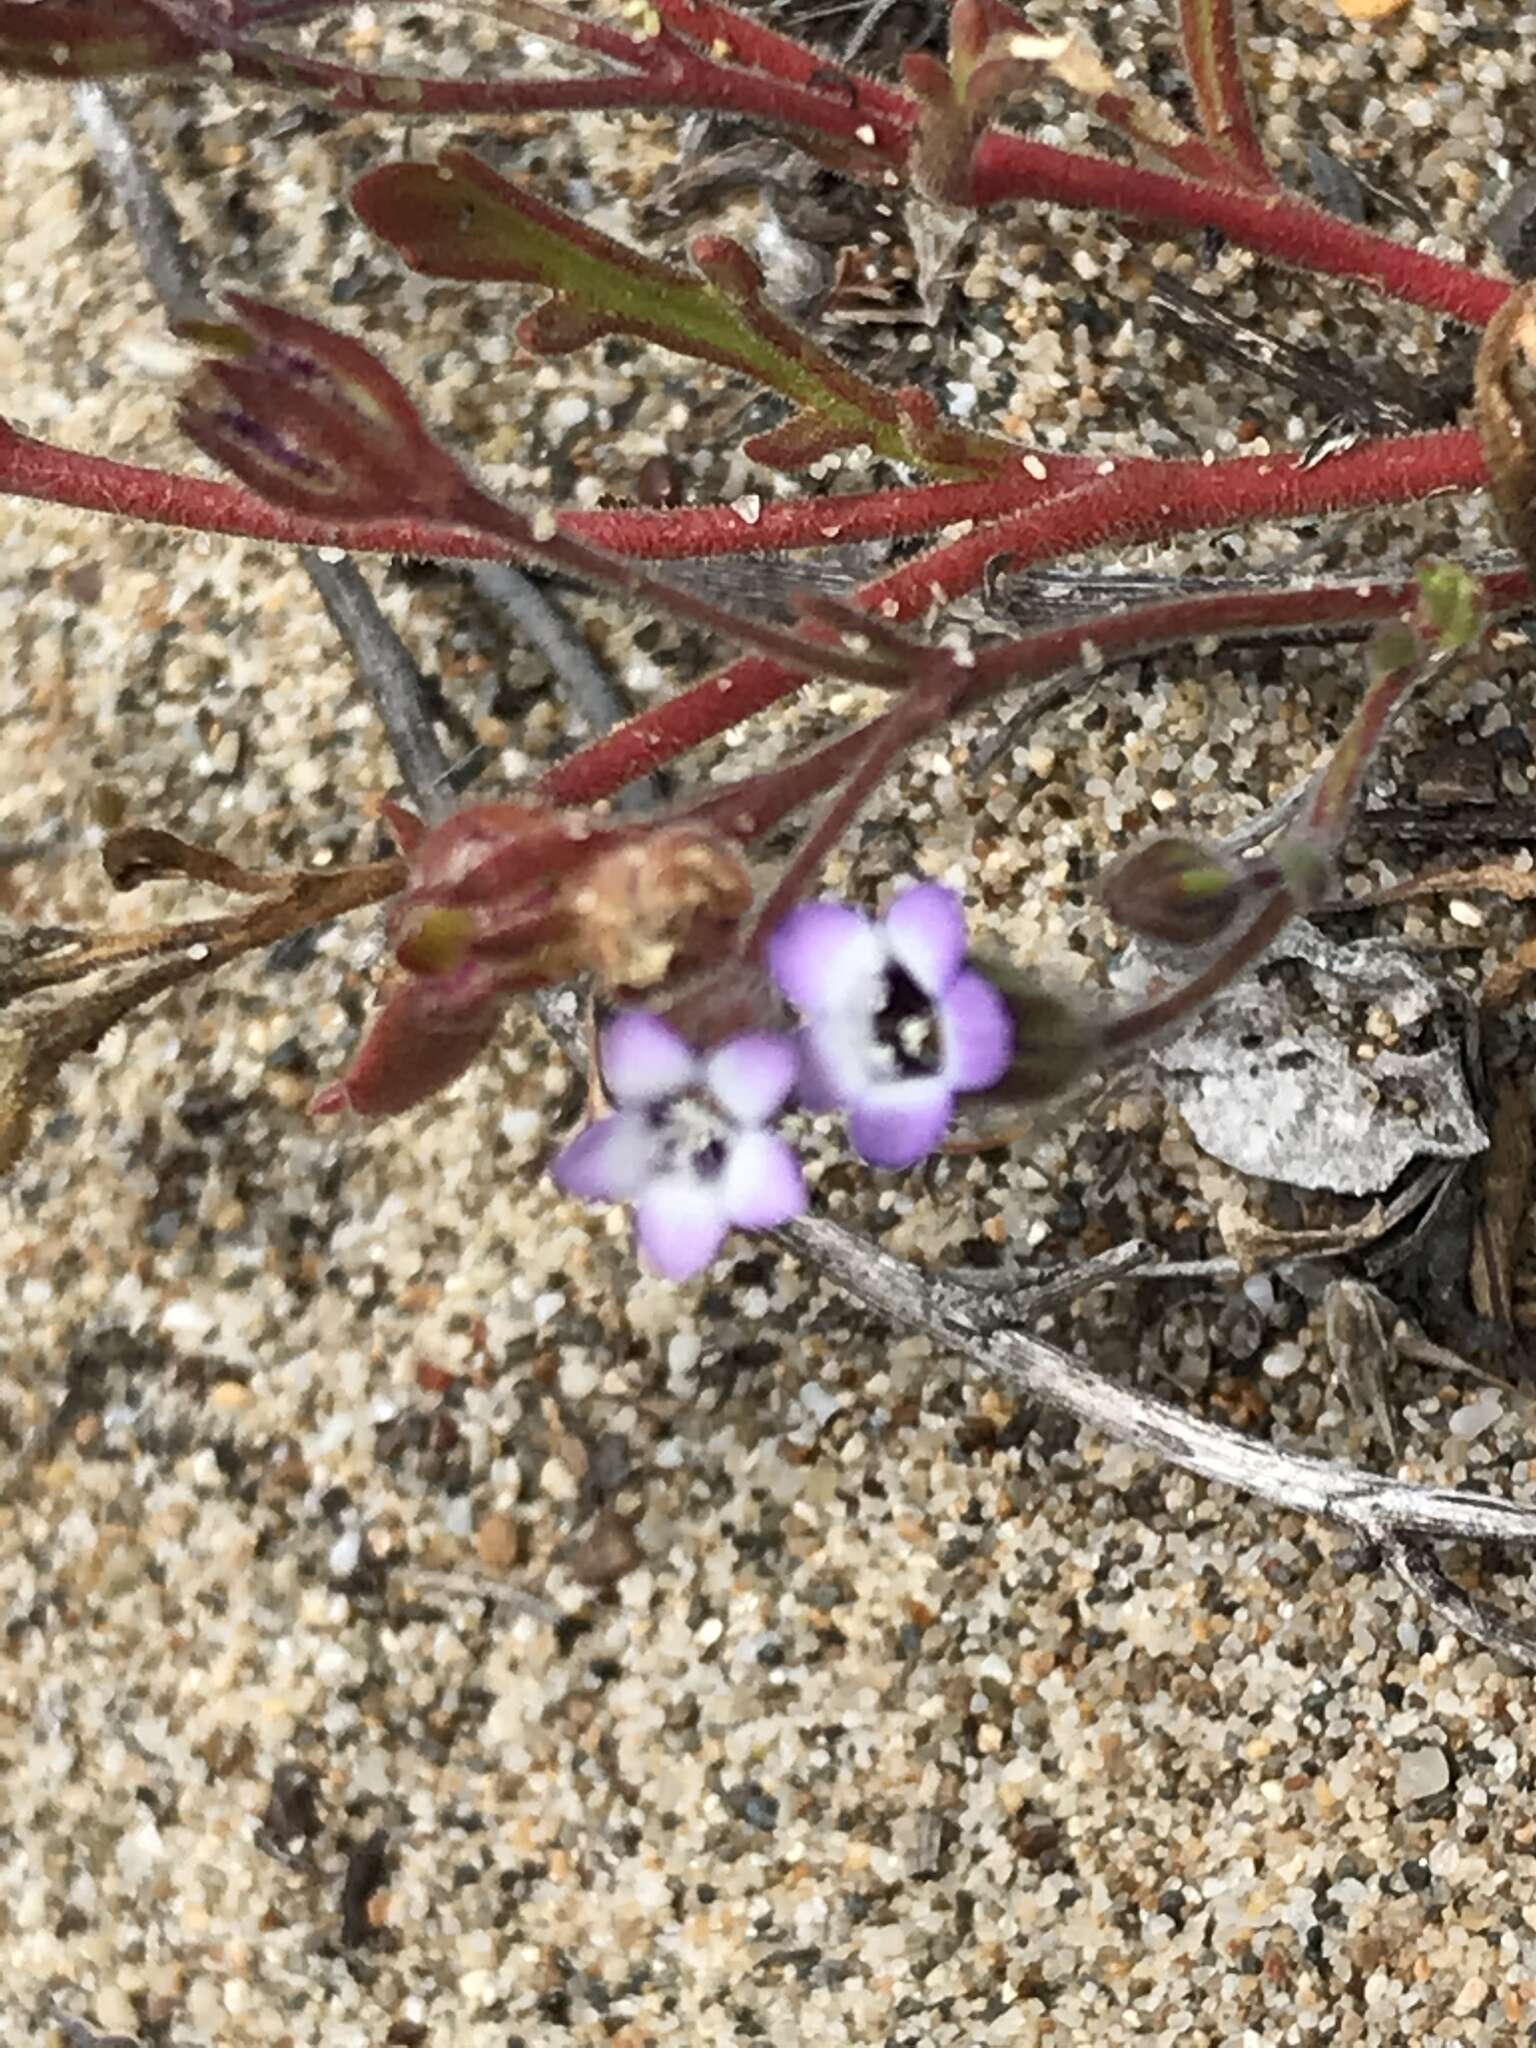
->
[353,150,1014,478]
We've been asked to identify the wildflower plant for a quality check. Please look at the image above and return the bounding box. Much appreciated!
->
[7,0,1536,1649]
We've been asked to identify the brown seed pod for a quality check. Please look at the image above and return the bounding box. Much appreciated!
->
[1473,282,1536,578]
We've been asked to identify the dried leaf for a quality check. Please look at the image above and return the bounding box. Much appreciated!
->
[1324,1278,1399,1457]
[1117,921,1486,1195]
[102,825,288,895]
[1485,935,1536,1008]
[0,856,400,1175]
[1354,860,1536,910]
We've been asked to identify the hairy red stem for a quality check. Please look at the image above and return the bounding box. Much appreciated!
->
[537,429,1494,805]
[0,419,1498,809]
[678,566,1531,844]
[0,424,1094,560]
[970,135,1508,326]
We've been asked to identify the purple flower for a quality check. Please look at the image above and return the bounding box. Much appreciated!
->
[552,1012,807,1281]
[766,883,1013,1169]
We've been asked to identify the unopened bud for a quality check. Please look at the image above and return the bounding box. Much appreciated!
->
[178,293,468,524]
[1098,835,1245,947]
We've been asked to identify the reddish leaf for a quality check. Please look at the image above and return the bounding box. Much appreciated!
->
[311,969,512,1119]
[0,0,198,77]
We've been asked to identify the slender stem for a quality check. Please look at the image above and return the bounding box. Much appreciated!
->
[173,2,913,154]
[630,564,1532,846]
[1177,0,1277,190]
[969,133,1508,326]
[650,0,913,121]
[535,431,1498,807]
[1101,890,1290,1052]
[0,425,1092,562]
[745,652,971,945]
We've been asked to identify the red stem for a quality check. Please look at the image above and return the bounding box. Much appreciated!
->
[648,0,914,121]
[744,652,970,948]
[205,5,912,153]
[0,424,1095,561]
[1,415,1496,805]
[72,0,1503,329]
[678,566,1532,844]
[535,428,1493,806]
[654,0,1507,328]
[969,134,1508,326]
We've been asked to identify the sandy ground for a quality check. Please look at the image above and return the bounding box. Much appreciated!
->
[7,2,1536,2043]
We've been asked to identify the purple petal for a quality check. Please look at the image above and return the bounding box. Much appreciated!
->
[884,883,967,996]
[848,1081,953,1170]
[552,1113,654,1202]
[794,1028,844,1113]
[766,902,883,1014]
[705,1032,800,1126]
[722,1129,807,1230]
[634,1174,729,1281]
[940,969,1015,1092]
[600,1009,697,1105]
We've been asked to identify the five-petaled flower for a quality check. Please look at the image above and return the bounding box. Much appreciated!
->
[767,882,1013,1168]
[553,1012,807,1281]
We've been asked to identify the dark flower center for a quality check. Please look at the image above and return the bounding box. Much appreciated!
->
[875,965,942,1078]
[646,1093,730,1180]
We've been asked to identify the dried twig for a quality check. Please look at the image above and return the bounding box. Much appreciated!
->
[303,548,454,822]
[1382,1539,1536,1667]
[785,1213,1536,1553]
[466,562,657,812]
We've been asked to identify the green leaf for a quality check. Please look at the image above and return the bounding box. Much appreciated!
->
[353,151,1013,479]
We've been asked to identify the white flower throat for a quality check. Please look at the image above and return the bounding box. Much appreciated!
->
[646,1091,731,1180]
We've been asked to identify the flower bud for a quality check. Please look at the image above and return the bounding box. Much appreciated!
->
[1415,558,1483,653]
[179,294,469,523]
[1098,835,1246,947]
